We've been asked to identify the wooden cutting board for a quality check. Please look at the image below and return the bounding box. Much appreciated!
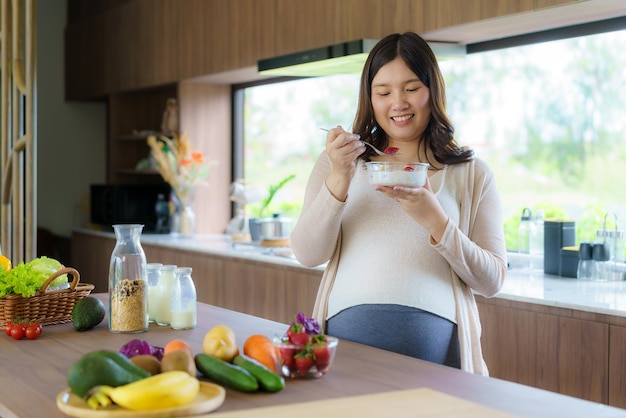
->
[205,388,514,417]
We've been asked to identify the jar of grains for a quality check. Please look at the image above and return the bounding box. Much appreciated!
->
[108,224,148,333]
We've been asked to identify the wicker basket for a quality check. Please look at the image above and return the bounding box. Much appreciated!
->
[0,267,94,327]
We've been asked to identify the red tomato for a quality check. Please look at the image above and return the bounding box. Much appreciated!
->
[11,326,25,340]
[25,323,42,340]
[4,322,14,336]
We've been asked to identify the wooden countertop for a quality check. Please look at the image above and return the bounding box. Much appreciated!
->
[1,294,625,418]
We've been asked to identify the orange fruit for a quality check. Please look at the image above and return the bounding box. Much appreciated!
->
[243,334,278,372]
[164,339,193,356]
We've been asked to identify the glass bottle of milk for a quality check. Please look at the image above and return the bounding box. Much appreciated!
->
[169,267,197,330]
[155,264,177,326]
[146,263,162,323]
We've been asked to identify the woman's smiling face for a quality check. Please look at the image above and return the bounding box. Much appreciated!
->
[371,57,431,145]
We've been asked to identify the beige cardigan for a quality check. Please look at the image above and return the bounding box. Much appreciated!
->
[292,153,507,375]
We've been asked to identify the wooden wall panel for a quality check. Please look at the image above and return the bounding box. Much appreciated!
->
[178,81,231,234]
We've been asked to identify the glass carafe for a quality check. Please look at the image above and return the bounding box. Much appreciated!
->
[108,224,148,333]
[170,267,197,330]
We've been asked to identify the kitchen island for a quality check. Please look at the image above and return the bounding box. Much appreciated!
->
[71,229,626,407]
[1,294,625,418]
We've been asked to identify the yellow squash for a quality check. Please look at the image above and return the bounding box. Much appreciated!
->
[86,370,199,411]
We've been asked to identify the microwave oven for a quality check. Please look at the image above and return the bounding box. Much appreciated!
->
[90,184,171,233]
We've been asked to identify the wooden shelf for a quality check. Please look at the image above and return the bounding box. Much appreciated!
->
[107,84,177,185]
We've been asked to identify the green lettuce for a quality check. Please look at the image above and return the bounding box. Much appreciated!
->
[0,256,67,298]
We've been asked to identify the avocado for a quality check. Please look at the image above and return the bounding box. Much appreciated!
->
[72,296,106,331]
[67,350,150,397]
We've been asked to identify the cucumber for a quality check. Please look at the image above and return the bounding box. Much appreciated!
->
[233,354,285,393]
[194,353,259,392]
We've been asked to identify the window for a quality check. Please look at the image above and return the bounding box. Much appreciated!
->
[234,25,626,252]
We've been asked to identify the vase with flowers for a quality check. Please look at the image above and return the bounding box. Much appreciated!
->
[147,133,211,236]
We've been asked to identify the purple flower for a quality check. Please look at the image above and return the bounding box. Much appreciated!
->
[295,311,320,335]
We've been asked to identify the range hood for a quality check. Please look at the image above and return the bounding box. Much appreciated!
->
[258,39,466,77]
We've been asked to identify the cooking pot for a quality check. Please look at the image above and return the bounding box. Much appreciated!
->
[257,213,293,241]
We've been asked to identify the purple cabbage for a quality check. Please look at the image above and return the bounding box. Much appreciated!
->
[295,311,321,335]
[119,339,164,361]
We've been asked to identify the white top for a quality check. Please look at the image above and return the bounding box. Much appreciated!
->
[328,165,457,322]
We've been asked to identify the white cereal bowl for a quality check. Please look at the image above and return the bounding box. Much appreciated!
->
[365,162,429,187]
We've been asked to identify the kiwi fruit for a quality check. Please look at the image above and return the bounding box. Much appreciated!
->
[160,350,196,376]
[129,354,161,375]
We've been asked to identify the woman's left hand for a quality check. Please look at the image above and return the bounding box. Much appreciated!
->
[375,177,449,243]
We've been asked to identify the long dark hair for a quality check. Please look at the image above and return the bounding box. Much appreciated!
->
[353,32,473,165]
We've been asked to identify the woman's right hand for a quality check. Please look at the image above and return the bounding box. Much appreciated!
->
[325,126,364,175]
[324,126,364,201]
[326,126,365,202]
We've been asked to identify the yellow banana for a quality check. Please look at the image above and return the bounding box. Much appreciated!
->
[87,371,200,411]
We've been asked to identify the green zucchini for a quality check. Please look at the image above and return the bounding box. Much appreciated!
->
[194,353,259,392]
[233,354,285,392]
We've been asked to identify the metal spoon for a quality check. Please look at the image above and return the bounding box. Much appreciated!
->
[319,128,400,156]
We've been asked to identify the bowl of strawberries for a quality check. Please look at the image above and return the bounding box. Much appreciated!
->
[274,312,338,379]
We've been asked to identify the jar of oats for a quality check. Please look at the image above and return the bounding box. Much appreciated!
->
[108,224,148,333]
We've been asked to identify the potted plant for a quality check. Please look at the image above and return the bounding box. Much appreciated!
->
[249,174,295,242]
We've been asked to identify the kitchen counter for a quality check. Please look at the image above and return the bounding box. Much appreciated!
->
[76,228,626,317]
[69,229,626,407]
[1,293,625,418]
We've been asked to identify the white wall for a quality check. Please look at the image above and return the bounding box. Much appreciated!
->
[37,0,106,237]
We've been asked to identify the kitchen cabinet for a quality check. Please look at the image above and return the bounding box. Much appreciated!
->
[609,325,626,409]
[476,296,609,404]
[64,0,603,99]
